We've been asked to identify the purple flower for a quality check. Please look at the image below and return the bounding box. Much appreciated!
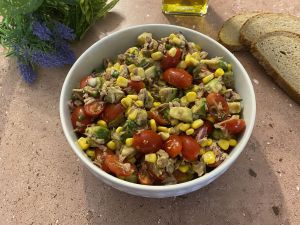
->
[32,21,52,41]
[31,46,75,68]
[56,41,76,64]
[18,62,37,84]
[53,22,76,41]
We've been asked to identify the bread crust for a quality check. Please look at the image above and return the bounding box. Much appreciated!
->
[218,12,261,51]
[240,13,300,47]
[250,31,300,104]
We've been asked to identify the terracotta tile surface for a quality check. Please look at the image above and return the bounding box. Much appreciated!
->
[0,0,299,224]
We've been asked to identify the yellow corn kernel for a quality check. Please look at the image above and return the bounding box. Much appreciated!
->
[185,53,199,66]
[192,85,200,92]
[168,47,177,57]
[135,100,144,107]
[227,64,232,71]
[170,119,179,126]
[121,97,133,108]
[179,123,191,132]
[172,36,183,46]
[128,47,138,54]
[202,74,215,84]
[201,138,213,147]
[191,52,201,61]
[116,76,129,87]
[159,132,170,141]
[218,139,230,150]
[178,165,190,173]
[229,139,237,147]
[153,102,161,107]
[149,119,157,132]
[125,138,133,147]
[177,60,187,69]
[192,119,204,129]
[215,68,225,77]
[97,120,107,128]
[127,94,138,100]
[168,127,176,134]
[127,64,136,73]
[186,91,197,102]
[206,115,215,123]
[203,151,216,165]
[77,137,90,150]
[180,96,188,106]
[113,63,121,70]
[128,110,137,120]
[169,33,176,39]
[145,153,157,163]
[86,149,95,159]
[199,148,205,156]
[151,51,163,61]
[186,128,195,135]
[157,126,169,132]
[116,126,123,134]
[107,140,116,150]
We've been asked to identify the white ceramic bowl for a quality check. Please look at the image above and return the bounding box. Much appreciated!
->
[60,24,256,198]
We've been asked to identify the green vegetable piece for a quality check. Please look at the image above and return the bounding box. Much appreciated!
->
[212,129,232,140]
[108,114,126,128]
[111,70,120,78]
[120,120,138,142]
[118,172,138,183]
[204,78,223,93]
[222,71,234,88]
[85,126,110,143]
[145,66,157,80]
[137,32,152,45]
[192,98,206,119]
[159,87,178,103]
[169,107,193,123]
[218,61,228,71]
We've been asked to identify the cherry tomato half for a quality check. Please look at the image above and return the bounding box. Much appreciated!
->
[84,101,105,117]
[71,106,93,130]
[219,118,246,135]
[80,75,93,88]
[104,154,135,177]
[163,68,193,89]
[102,103,125,123]
[148,111,169,126]
[128,80,145,93]
[132,130,163,154]
[161,48,182,70]
[206,93,229,121]
[163,135,182,158]
[138,163,155,185]
[181,135,200,161]
[94,148,114,173]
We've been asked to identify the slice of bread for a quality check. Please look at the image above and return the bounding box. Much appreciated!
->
[240,13,300,46]
[218,12,260,51]
[251,31,300,104]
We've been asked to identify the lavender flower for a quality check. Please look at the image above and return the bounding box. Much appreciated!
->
[56,41,76,64]
[53,22,76,41]
[32,21,52,41]
[18,62,37,84]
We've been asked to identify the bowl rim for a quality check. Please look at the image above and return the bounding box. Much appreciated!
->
[60,24,256,193]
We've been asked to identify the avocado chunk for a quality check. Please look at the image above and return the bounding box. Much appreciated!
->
[169,107,193,123]
[144,66,158,81]
[191,98,207,119]
[222,71,234,88]
[204,78,223,93]
[159,87,178,103]
[104,87,125,103]
[137,32,152,45]
[85,126,110,143]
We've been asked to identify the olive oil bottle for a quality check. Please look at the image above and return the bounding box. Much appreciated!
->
[162,0,208,16]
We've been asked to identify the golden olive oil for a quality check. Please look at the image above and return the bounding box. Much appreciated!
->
[162,0,208,16]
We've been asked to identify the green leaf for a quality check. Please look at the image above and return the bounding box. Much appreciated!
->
[0,0,44,16]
